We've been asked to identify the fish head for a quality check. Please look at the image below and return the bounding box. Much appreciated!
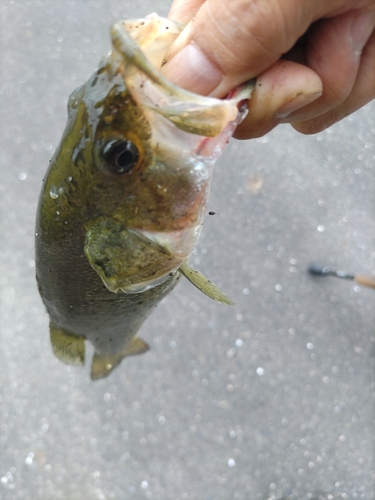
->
[57,14,253,293]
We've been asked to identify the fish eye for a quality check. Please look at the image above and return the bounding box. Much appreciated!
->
[101,140,140,175]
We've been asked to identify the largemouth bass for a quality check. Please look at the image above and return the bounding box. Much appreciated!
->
[35,14,253,380]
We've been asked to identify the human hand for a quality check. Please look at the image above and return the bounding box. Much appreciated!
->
[162,0,375,138]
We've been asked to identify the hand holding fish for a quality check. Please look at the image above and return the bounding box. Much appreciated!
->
[163,0,375,138]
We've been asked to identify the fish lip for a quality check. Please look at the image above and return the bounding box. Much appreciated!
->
[109,15,254,138]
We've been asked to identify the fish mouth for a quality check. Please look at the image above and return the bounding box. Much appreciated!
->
[110,14,254,140]
[98,15,255,294]
[108,13,254,251]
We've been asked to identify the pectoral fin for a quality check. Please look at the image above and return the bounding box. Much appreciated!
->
[91,336,150,380]
[179,263,235,306]
[50,325,85,366]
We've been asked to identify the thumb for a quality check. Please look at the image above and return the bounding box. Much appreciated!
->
[162,0,324,97]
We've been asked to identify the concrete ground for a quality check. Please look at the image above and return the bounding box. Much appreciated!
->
[1,1,374,499]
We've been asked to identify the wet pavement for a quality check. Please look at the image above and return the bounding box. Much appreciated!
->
[1,1,374,499]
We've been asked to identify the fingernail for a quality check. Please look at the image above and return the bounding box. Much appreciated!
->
[351,11,375,55]
[276,92,322,119]
[162,43,222,95]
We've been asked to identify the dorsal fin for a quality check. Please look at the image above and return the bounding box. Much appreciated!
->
[179,263,235,306]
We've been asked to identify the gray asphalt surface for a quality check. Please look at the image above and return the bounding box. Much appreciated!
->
[1,1,374,499]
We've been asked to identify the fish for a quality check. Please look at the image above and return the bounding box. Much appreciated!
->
[35,13,254,380]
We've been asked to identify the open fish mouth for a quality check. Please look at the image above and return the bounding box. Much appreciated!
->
[109,14,254,200]
[88,14,255,292]
[109,14,254,139]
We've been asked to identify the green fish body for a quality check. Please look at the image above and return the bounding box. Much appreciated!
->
[36,14,253,379]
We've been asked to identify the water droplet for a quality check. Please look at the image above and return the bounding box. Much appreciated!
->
[18,172,27,180]
[141,481,148,489]
[49,187,59,199]
[25,452,34,465]
[275,284,282,291]
[256,367,264,376]
[228,458,235,467]
[306,342,314,350]
[317,225,325,232]
[235,338,243,347]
